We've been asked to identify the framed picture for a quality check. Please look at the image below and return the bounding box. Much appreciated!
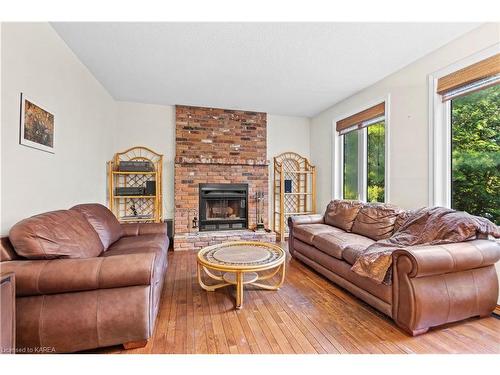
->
[19,93,55,153]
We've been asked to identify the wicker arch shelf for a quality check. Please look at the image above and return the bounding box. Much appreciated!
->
[108,146,163,223]
[273,152,316,242]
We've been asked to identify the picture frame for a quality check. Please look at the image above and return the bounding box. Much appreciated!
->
[19,93,55,153]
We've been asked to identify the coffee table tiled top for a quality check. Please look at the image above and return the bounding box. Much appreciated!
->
[197,241,286,309]
[199,242,284,270]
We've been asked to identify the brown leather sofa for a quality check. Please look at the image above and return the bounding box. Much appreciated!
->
[288,200,500,336]
[0,204,168,353]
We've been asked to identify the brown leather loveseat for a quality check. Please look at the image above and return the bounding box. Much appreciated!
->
[0,203,168,353]
[288,200,500,336]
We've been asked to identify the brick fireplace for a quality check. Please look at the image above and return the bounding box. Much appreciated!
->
[174,105,276,251]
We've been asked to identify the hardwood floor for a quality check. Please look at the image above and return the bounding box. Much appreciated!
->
[92,242,500,354]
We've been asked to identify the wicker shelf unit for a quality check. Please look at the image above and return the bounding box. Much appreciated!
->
[273,152,316,242]
[108,146,163,223]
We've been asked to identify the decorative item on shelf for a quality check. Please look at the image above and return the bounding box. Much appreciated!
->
[118,160,154,172]
[145,180,156,196]
[115,187,146,196]
[273,152,316,242]
[255,191,265,231]
[108,146,163,223]
[130,203,138,217]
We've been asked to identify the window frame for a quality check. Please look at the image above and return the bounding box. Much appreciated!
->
[428,44,499,207]
[332,95,391,203]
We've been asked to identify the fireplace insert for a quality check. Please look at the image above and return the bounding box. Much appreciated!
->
[199,183,248,231]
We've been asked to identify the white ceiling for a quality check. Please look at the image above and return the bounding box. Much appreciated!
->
[52,22,480,117]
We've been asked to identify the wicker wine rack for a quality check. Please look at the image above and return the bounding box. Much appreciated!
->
[108,146,163,223]
[273,152,316,242]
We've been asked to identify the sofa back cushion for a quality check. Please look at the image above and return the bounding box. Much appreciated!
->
[351,204,402,241]
[324,200,364,232]
[9,210,104,259]
[71,203,122,250]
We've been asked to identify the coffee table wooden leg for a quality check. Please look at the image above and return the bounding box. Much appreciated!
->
[236,272,244,309]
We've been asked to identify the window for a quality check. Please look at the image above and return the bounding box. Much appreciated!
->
[451,84,499,223]
[337,102,387,202]
[367,120,385,202]
[431,50,499,222]
[343,130,359,199]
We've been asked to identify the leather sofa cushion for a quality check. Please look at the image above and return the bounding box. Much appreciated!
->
[293,224,344,245]
[342,243,368,265]
[324,200,364,232]
[1,253,157,296]
[121,222,168,237]
[314,232,374,260]
[104,234,169,307]
[107,233,169,254]
[351,204,402,241]
[1,237,21,262]
[71,204,122,250]
[293,241,391,303]
[9,210,103,259]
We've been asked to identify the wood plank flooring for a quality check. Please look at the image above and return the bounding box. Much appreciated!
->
[91,243,500,354]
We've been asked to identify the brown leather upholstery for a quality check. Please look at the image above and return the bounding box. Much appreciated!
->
[121,222,168,237]
[107,233,168,253]
[1,253,157,297]
[324,199,363,232]
[342,243,368,265]
[16,285,152,353]
[351,204,401,240]
[1,273,16,354]
[294,240,391,303]
[288,200,500,336]
[393,243,499,335]
[393,240,500,277]
[2,203,169,353]
[314,231,374,260]
[71,204,123,250]
[288,214,325,256]
[293,224,342,245]
[9,210,103,259]
[0,237,20,262]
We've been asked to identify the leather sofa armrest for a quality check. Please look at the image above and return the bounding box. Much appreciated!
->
[288,214,324,229]
[121,222,168,237]
[393,239,500,278]
[0,253,156,297]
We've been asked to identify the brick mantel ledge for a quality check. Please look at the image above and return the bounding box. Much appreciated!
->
[175,156,269,166]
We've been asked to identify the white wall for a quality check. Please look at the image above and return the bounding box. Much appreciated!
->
[113,101,176,220]
[1,23,116,234]
[310,23,500,212]
[267,114,311,226]
[0,22,311,233]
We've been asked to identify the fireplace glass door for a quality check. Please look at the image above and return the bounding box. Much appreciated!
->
[205,198,246,221]
[199,183,248,231]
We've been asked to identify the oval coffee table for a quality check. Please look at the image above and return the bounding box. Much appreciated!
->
[197,241,286,309]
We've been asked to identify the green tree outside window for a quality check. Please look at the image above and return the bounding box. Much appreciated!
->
[451,84,499,224]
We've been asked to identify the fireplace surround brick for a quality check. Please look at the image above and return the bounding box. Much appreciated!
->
[174,105,276,251]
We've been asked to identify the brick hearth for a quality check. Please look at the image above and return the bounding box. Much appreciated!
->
[174,105,276,251]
